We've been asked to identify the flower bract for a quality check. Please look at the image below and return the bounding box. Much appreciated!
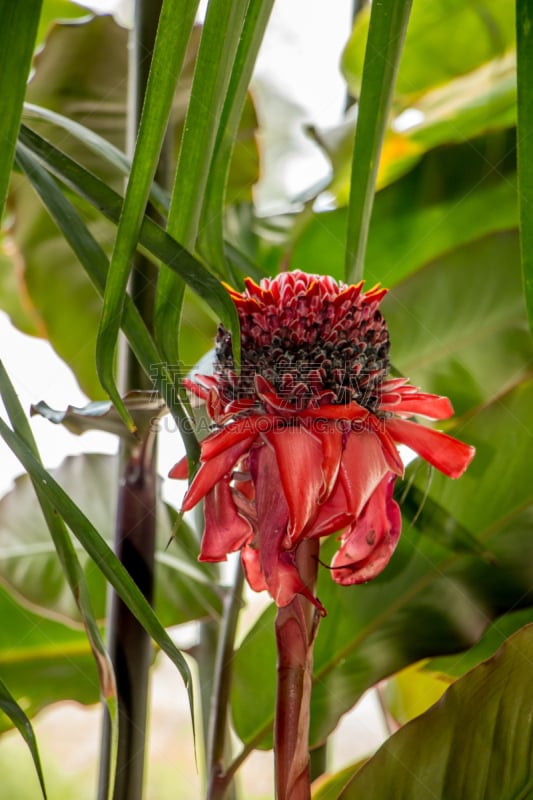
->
[170,271,475,614]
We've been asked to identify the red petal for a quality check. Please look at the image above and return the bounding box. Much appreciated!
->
[382,391,454,420]
[314,421,343,501]
[168,455,188,479]
[264,426,324,540]
[181,435,256,511]
[339,429,390,518]
[386,418,475,478]
[241,544,267,593]
[200,417,262,460]
[331,475,401,585]
[305,477,354,539]
[300,403,368,422]
[199,480,252,562]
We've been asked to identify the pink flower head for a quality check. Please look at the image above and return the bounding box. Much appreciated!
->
[170,271,474,614]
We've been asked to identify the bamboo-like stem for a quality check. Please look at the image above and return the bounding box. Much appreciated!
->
[274,539,321,800]
[98,2,165,798]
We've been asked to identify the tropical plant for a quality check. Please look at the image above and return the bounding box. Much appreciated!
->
[1,0,532,799]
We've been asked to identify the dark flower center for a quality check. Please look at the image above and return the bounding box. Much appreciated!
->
[214,272,391,412]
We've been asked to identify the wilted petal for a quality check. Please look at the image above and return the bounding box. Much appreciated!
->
[386,418,475,478]
[331,475,401,585]
[199,479,253,562]
[264,426,324,540]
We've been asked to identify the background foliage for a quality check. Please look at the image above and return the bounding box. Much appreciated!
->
[0,0,532,798]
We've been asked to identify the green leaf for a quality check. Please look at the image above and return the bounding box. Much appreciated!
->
[0,452,222,629]
[0,0,42,217]
[17,125,240,363]
[0,418,194,722]
[344,0,413,282]
[516,0,533,336]
[199,0,274,273]
[311,759,367,800]
[342,0,515,101]
[0,359,119,795]
[382,231,532,416]
[332,624,533,799]
[0,583,98,732]
[292,139,518,287]
[97,0,198,433]
[155,0,249,368]
[0,675,47,799]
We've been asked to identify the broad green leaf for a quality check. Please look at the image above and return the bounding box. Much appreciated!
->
[332,624,533,799]
[0,583,98,733]
[155,0,249,367]
[324,51,516,201]
[0,675,47,799]
[0,0,42,218]
[231,378,533,751]
[342,0,515,101]
[383,661,451,726]
[382,232,532,416]
[292,138,518,287]
[311,759,367,800]
[0,453,222,628]
[429,607,533,678]
[516,0,533,336]
[344,0,413,282]
[97,0,198,433]
[0,419,194,716]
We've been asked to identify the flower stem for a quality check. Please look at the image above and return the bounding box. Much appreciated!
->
[274,539,321,800]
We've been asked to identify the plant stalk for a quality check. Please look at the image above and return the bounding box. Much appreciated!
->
[274,539,321,800]
[98,1,166,797]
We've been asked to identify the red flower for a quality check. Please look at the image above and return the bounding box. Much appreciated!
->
[170,271,474,614]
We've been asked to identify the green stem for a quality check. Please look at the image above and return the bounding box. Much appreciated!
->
[274,540,321,800]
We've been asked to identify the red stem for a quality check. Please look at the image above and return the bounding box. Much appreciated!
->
[274,539,320,800]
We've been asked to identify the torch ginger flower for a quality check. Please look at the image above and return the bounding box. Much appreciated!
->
[170,271,474,614]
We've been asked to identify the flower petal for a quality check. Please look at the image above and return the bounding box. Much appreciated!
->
[181,434,256,511]
[331,475,401,585]
[305,477,354,539]
[249,443,325,612]
[199,479,252,562]
[200,416,263,460]
[168,455,188,480]
[264,425,324,540]
[314,421,343,501]
[339,429,390,518]
[386,418,475,478]
[382,390,454,419]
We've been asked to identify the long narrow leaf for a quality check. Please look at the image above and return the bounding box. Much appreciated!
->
[155,0,249,367]
[344,0,413,283]
[0,676,47,800]
[516,0,533,336]
[0,0,42,216]
[0,416,194,719]
[96,0,198,432]
[23,102,170,214]
[15,142,200,463]
[0,359,118,797]
[199,0,275,274]
[17,125,240,350]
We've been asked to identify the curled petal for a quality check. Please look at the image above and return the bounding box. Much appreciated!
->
[386,418,475,478]
[331,475,401,585]
[199,480,252,562]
